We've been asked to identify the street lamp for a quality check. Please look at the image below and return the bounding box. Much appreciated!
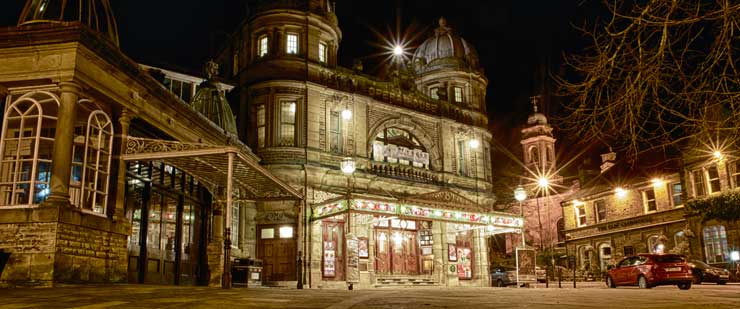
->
[514,185,527,248]
[340,157,355,290]
[341,109,352,120]
[341,157,356,175]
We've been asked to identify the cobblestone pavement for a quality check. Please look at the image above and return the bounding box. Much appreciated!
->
[0,283,738,308]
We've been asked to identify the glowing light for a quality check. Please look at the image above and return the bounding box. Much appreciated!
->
[651,178,664,186]
[713,151,723,160]
[731,251,740,261]
[393,45,403,56]
[289,102,296,113]
[572,199,584,206]
[468,139,480,149]
[514,185,527,202]
[537,177,549,188]
[341,109,352,120]
[655,244,665,254]
[340,157,355,174]
[615,187,628,198]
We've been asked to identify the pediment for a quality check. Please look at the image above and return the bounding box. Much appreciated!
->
[401,189,484,212]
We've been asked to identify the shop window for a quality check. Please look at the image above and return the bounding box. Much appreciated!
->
[575,204,586,227]
[231,204,240,248]
[453,86,463,103]
[258,35,269,57]
[671,182,683,207]
[261,228,274,239]
[279,101,296,146]
[318,42,327,63]
[703,225,728,263]
[286,33,298,54]
[707,166,721,193]
[256,105,266,148]
[372,128,430,169]
[329,111,342,153]
[594,199,606,222]
[0,91,59,207]
[642,189,657,213]
[692,169,706,197]
[430,87,439,100]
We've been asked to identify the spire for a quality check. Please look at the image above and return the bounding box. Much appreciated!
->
[18,0,120,47]
[530,95,540,113]
[527,94,547,126]
[190,61,238,135]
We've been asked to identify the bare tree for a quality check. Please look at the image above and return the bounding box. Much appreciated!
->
[557,0,740,160]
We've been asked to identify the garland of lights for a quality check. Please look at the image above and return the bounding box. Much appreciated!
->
[685,190,740,222]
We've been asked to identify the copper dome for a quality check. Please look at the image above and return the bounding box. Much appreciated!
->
[412,17,481,74]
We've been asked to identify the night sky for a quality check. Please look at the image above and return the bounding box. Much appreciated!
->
[0,0,598,172]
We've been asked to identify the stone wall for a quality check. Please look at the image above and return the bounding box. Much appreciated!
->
[53,223,127,283]
[0,222,57,287]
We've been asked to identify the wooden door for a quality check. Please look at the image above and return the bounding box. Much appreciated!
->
[403,231,418,274]
[391,231,405,274]
[375,230,390,274]
[258,225,297,282]
[321,221,344,280]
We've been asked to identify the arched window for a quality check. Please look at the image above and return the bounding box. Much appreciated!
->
[0,91,59,206]
[75,111,113,214]
[529,147,539,165]
[703,225,729,263]
[372,128,429,169]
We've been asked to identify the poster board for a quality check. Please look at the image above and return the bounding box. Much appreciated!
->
[346,234,360,283]
[516,248,536,285]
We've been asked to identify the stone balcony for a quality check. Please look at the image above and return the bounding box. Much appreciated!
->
[367,161,441,184]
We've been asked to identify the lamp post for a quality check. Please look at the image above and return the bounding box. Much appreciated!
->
[536,176,552,287]
[340,157,355,290]
[514,185,527,289]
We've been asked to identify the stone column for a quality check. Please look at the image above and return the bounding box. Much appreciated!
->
[208,202,225,287]
[241,201,257,257]
[113,110,132,221]
[45,82,81,206]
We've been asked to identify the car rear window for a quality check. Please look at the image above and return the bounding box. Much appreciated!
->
[652,255,685,263]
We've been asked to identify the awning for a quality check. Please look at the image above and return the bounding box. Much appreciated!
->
[122,136,302,201]
[310,194,523,231]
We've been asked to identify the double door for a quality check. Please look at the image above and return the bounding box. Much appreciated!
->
[375,228,419,275]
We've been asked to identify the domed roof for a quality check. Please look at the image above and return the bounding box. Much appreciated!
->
[18,0,119,47]
[526,96,548,125]
[190,61,238,135]
[412,17,481,73]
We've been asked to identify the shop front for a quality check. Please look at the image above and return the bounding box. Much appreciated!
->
[309,191,523,288]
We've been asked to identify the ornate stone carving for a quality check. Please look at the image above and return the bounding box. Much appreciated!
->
[125,137,215,155]
[255,211,297,224]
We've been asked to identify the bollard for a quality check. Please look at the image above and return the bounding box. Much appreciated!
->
[558,267,562,288]
[296,252,303,289]
[545,266,549,288]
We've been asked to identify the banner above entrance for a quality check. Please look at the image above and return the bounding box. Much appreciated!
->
[311,198,523,228]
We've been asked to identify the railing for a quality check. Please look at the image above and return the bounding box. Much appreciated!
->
[368,161,441,184]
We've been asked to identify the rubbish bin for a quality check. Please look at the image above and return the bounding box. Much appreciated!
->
[232,258,263,288]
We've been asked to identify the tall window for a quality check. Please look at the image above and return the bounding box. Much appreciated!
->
[76,111,113,214]
[279,101,296,146]
[0,91,58,206]
[529,147,539,166]
[692,169,705,197]
[594,199,606,222]
[642,189,657,212]
[286,33,298,54]
[457,140,466,175]
[703,225,729,263]
[730,160,740,188]
[258,35,269,57]
[671,182,683,207]
[453,87,463,103]
[329,111,342,153]
[707,166,721,193]
[575,204,586,227]
[430,87,439,100]
[231,204,240,249]
[257,105,266,148]
[318,42,327,63]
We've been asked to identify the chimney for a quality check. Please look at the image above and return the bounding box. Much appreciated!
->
[600,148,616,173]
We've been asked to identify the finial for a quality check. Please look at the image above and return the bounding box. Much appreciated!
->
[435,16,451,35]
[439,17,447,27]
[530,95,541,113]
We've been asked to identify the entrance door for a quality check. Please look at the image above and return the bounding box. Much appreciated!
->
[258,225,296,281]
[374,218,420,275]
[375,230,390,274]
[144,192,178,284]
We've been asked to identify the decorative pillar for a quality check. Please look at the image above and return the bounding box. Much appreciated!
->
[222,152,234,289]
[113,110,132,220]
[45,82,81,206]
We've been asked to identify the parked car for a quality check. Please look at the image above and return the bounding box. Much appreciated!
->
[605,254,693,290]
[688,260,730,285]
[535,266,546,282]
[490,266,518,287]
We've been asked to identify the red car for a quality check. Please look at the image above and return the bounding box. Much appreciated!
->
[606,254,693,289]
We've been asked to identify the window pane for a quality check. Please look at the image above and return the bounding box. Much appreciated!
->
[708,166,721,193]
[430,87,439,99]
[454,87,463,102]
[259,36,268,56]
[261,228,274,239]
[693,170,706,197]
[279,226,293,238]
[287,34,298,54]
[672,183,683,206]
[280,102,296,145]
[318,43,327,62]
